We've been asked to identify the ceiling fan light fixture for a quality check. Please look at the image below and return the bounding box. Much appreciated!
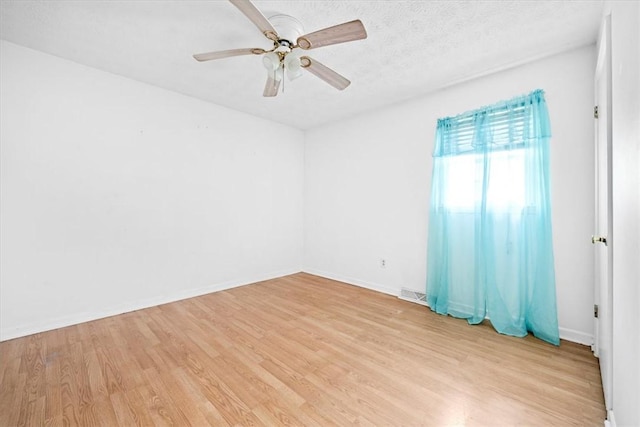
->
[287,66,303,81]
[284,53,303,81]
[262,51,281,71]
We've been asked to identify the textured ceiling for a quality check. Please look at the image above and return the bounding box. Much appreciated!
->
[1,0,603,130]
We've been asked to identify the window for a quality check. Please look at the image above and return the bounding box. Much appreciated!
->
[440,148,526,211]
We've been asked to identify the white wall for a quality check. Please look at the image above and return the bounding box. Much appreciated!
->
[304,45,597,344]
[607,1,640,425]
[0,41,304,341]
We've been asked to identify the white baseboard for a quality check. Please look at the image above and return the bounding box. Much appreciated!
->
[0,268,301,342]
[559,327,593,346]
[302,268,398,296]
[605,409,616,427]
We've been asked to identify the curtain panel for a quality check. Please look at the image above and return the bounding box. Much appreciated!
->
[426,89,559,345]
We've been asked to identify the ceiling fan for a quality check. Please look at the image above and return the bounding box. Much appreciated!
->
[193,0,368,97]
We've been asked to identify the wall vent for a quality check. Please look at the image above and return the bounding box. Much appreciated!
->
[398,288,429,307]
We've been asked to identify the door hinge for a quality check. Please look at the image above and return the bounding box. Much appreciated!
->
[594,106,599,119]
[594,304,599,318]
[592,235,608,246]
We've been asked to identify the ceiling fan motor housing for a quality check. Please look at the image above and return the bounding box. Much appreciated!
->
[268,14,304,47]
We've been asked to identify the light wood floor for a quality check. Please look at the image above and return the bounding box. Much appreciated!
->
[0,273,605,426]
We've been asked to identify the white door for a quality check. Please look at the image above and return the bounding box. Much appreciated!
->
[593,14,613,412]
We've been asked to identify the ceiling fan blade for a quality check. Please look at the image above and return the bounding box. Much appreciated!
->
[228,0,279,41]
[300,56,350,90]
[193,47,265,62]
[296,20,367,50]
[263,74,281,97]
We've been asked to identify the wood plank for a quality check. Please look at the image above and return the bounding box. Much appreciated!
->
[0,273,606,424]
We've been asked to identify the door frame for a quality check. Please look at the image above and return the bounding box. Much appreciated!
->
[593,12,613,413]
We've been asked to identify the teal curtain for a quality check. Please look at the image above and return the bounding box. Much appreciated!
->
[426,89,559,345]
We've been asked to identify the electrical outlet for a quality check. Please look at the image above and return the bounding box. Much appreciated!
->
[380,259,386,269]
